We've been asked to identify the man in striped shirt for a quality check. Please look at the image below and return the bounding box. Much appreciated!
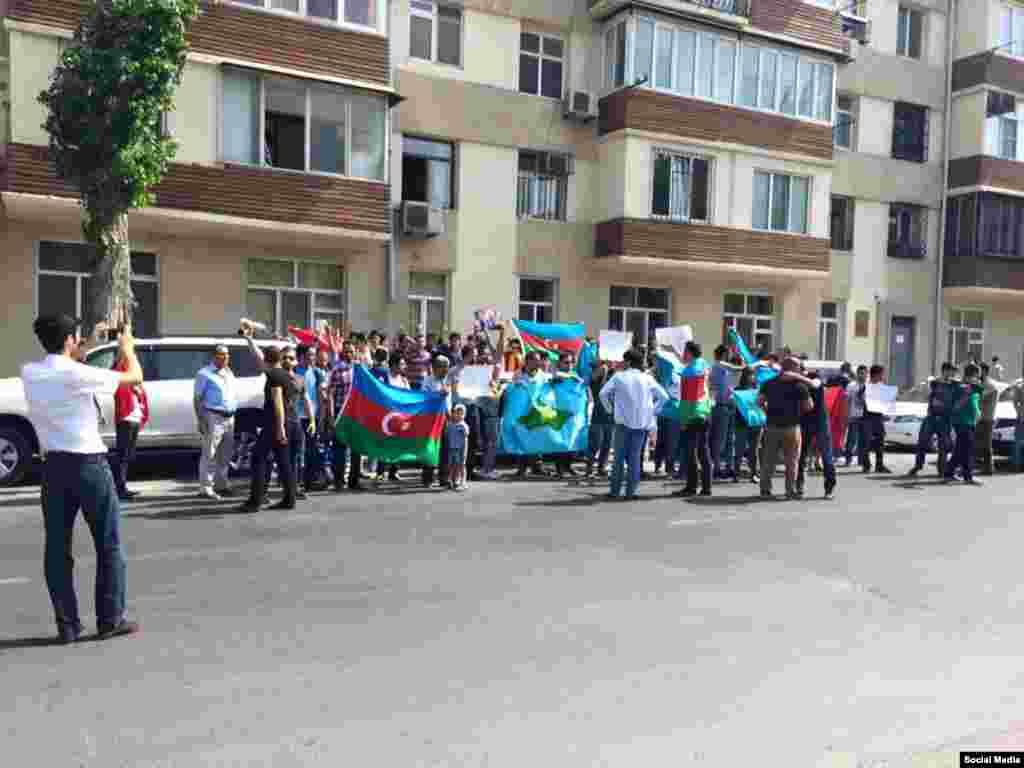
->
[404,333,432,391]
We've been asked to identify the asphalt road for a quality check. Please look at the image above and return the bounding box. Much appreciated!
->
[2,452,1022,767]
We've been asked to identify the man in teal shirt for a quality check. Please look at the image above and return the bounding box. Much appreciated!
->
[944,362,984,486]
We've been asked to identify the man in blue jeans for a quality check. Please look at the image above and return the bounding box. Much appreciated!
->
[598,349,669,499]
[586,360,614,477]
[709,344,743,479]
[22,314,143,643]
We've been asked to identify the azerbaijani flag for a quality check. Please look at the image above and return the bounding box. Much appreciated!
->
[727,327,778,385]
[511,320,585,362]
[679,358,712,425]
[335,366,447,465]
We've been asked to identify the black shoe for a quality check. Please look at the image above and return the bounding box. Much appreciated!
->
[295,490,308,500]
[117,489,140,500]
[388,470,401,481]
[906,467,920,477]
[57,625,82,645]
[238,501,261,513]
[875,465,893,475]
[267,500,296,510]
[861,465,871,474]
[348,483,365,492]
[824,482,836,500]
[96,619,140,641]
[699,489,712,497]
[672,488,698,498]
[215,488,235,498]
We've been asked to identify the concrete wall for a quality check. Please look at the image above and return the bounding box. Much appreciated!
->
[954,0,995,60]
[950,90,988,161]
[8,29,57,146]
[171,60,220,165]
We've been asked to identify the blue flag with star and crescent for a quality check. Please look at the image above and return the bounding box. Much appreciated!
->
[499,372,589,455]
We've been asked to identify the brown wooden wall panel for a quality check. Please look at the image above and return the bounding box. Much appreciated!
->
[945,253,1024,292]
[595,217,829,272]
[952,52,1024,94]
[2,143,390,234]
[750,0,848,54]
[6,0,389,86]
[599,88,834,160]
[949,155,1024,195]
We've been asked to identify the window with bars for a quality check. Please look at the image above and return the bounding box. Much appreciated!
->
[723,293,774,354]
[888,203,928,259]
[410,0,462,66]
[519,32,564,99]
[246,258,345,335]
[651,151,710,222]
[516,151,570,221]
[517,278,556,323]
[947,193,1024,259]
[408,271,447,336]
[830,195,855,251]
[892,101,929,163]
[753,171,809,234]
[608,286,669,347]
[947,309,984,367]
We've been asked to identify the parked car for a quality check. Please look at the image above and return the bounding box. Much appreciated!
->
[993,380,1023,457]
[0,337,280,485]
[884,413,930,449]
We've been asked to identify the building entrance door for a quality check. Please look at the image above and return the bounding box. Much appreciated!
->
[889,316,916,390]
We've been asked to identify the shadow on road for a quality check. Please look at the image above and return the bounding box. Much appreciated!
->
[0,636,65,650]
[124,504,250,521]
[684,495,767,506]
[513,494,612,508]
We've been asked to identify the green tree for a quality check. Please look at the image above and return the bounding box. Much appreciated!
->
[38,0,198,331]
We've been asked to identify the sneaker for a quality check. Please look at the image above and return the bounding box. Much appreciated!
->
[966,478,984,486]
[388,470,402,481]
[57,625,82,645]
[118,489,140,501]
[699,489,712,497]
[596,468,608,478]
[565,466,579,477]
[824,482,836,500]
[96,619,140,641]
[875,466,893,475]
[906,467,920,477]
[267,500,296,510]
[759,490,773,500]
[672,488,698,498]
[198,489,222,501]
[238,502,261,513]
[214,488,235,498]
[750,473,760,484]
[861,465,872,474]
[295,490,308,501]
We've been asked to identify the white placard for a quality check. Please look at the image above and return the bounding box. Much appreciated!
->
[599,330,633,361]
[457,365,494,398]
[655,325,693,355]
[865,383,898,415]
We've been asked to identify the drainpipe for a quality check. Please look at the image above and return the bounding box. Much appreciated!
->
[933,0,956,374]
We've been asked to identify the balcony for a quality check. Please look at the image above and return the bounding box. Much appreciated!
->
[595,218,830,277]
[944,192,1024,294]
[0,143,390,242]
[949,155,1024,195]
[5,0,390,87]
[590,0,750,24]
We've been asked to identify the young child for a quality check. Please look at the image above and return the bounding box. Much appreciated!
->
[447,403,471,491]
[945,362,984,486]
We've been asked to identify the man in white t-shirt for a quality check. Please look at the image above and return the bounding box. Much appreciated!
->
[21,314,143,644]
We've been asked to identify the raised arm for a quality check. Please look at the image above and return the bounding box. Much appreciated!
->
[115,327,143,386]
[241,324,266,370]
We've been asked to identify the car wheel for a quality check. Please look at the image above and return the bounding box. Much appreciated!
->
[0,427,32,486]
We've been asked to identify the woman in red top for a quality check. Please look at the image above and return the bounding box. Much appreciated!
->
[109,352,149,501]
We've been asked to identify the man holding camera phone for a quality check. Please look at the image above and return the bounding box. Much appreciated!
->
[21,315,142,644]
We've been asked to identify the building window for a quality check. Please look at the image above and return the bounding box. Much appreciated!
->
[947,309,984,367]
[888,204,928,259]
[608,286,669,346]
[896,6,923,59]
[235,0,382,31]
[402,136,454,209]
[246,258,345,335]
[222,67,386,181]
[651,151,710,222]
[817,301,840,360]
[753,171,809,234]
[723,292,774,355]
[614,16,833,123]
[36,242,160,338]
[517,151,571,222]
[408,271,447,335]
[892,101,929,163]
[1000,3,1024,58]
[979,194,1024,257]
[410,1,462,67]
[835,93,855,149]
[518,278,556,323]
[519,32,564,99]
[830,195,855,251]
[986,91,1020,160]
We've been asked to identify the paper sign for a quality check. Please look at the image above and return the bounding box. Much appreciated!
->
[865,383,898,415]
[599,330,633,361]
[473,307,502,331]
[655,325,693,355]
[457,365,494,399]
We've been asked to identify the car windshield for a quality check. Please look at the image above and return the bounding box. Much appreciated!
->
[896,382,930,402]
[85,347,117,371]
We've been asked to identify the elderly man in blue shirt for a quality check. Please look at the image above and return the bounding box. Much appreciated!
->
[194,344,238,499]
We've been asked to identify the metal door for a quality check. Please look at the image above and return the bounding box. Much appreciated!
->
[889,316,916,390]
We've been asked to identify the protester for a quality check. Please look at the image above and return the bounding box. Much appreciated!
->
[552,350,582,479]
[674,341,713,498]
[471,347,502,481]
[844,365,868,466]
[496,323,524,376]
[794,366,836,500]
[281,346,315,501]
[826,362,853,389]
[586,360,614,478]
[907,362,955,478]
[732,366,763,484]
[447,403,471,491]
[976,362,999,476]
[22,315,142,642]
[651,351,680,478]
[295,345,326,493]
[512,351,549,479]
[758,357,812,500]
[992,355,1006,381]
[599,348,669,500]
[945,363,984,486]
[709,344,743,480]
[194,344,237,500]
[438,332,463,367]
[240,332,298,511]
[404,333,432,391]
[109,348,149,501]
[421,355,453,487]
[859,365,892,474]
[328,340,363,492]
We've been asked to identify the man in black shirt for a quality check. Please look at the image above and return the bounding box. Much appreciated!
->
[796,368,837,500]
[758,358,812,499]
[240,336,298,512]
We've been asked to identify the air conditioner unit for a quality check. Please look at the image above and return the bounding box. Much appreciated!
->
[544,153,575,177]
[401,200,444,238]
[563,89,596,122]
[840,11,871,44]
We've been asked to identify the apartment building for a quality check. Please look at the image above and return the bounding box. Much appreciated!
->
[0,0,395,375]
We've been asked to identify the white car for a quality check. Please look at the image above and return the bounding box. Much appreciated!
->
[0,337,280,486]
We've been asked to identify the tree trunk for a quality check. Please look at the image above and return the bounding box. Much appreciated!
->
[84,211,134,335]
